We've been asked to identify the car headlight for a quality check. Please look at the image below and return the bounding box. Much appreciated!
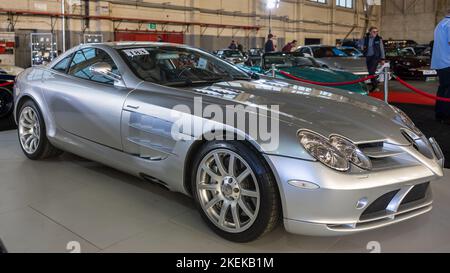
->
[298,131,349,172]
[389,105,423,136]
[329,136,372,170]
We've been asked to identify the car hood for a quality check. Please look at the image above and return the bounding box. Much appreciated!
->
[317,57,368,74]
[192,78,408,145]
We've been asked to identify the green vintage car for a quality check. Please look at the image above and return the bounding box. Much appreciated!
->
[237,52,368,95]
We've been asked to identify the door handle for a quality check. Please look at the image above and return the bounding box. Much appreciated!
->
[126,105,140,110]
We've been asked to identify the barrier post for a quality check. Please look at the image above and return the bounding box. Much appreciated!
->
[383,62,390,103]
[271,64,276,78]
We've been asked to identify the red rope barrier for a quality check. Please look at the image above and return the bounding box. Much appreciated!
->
[278,70,375,86]
[394,75,450,103]
[0,81,13,87]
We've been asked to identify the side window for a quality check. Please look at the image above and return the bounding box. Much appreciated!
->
[52,53,73,73]
[68,48,119,85]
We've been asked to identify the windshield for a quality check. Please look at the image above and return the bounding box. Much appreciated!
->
[120,46,250,86]
[223,50,244,58]
[386,48,415,57]
[248,48,263,56]
[338,47,363,57]
[312,47,349,58]
[263,54,318,69]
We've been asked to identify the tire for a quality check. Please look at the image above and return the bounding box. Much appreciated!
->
[17,100,62,160]
[191,141,280,242]
[0,87,13,119]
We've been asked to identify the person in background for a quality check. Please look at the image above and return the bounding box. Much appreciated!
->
[264,34,276,53]
[237,43,244,54]
[228,40,237,50]
[431,10,450,123]
[282,40,297,53]
[360,26,385,92]
[157,35,163,42]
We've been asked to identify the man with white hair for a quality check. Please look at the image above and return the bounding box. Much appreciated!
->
[432,9,450,123]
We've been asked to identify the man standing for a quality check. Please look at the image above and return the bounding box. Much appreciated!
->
[360,27,385,92]
[432,10,450,123]
[228,40,237,50]
[265,34,276,53]
[282,40,297,53]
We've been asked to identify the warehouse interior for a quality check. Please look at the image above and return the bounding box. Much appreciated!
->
[0,0,449,254]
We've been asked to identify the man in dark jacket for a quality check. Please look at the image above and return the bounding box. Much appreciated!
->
[228,40,237,50]
[360,27,385,92]
[265,34,275,53]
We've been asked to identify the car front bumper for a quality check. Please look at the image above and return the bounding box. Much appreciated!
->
[264,139,444,236]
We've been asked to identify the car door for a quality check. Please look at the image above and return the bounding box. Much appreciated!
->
[43,47,129,150]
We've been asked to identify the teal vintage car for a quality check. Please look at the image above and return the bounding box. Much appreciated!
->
[238,52,368,95]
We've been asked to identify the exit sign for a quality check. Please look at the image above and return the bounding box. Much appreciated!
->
[148,23,157,30]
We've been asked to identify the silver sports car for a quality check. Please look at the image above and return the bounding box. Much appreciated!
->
[14,42,444,242]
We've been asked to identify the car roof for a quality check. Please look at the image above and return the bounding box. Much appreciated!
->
[81,41,189,50]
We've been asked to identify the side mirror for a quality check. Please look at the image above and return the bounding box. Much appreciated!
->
[89,62,122,82]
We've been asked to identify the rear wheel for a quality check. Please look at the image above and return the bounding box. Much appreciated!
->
[17,100,62,160]
[191,141,280,242]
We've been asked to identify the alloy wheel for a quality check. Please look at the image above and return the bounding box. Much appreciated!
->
[18,106,41,154]
[196,149,260,233]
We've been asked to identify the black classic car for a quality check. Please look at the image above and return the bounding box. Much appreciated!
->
[212,49,246,64]
[0,65,22,123]
[386,48,436,80]
[384,39,418,50]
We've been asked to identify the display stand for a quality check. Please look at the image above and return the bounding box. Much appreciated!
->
[31,33,57,66]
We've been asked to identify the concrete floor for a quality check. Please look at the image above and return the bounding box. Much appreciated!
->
[0,129,449,253]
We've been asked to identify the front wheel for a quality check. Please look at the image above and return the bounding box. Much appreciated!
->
[191,141,280,242]
[17,100,62,160]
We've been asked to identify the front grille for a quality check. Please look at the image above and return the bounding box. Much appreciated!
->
[361,190,399,216]
[401,182,430,205]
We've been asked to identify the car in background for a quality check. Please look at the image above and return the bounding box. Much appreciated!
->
[213,49,246,64]
[338,46,364,57]
[403,45,431,57]
[295,45,368,75]
[237,52,368,95]
[384,39,418,50]
[0,65,24,121]
[385,48,436,80]
[246,48,264,66]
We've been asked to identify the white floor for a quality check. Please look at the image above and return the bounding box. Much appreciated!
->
[0,130,449,253]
